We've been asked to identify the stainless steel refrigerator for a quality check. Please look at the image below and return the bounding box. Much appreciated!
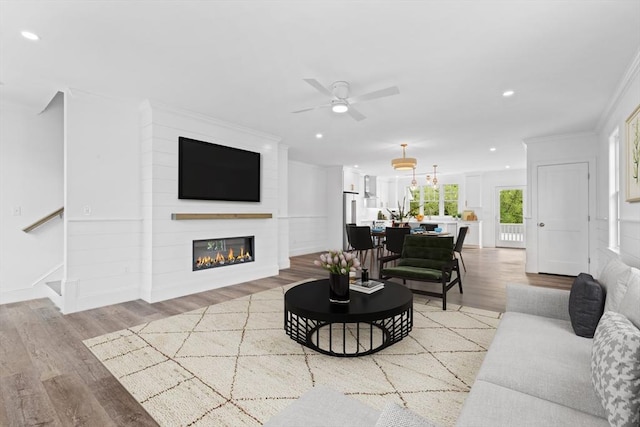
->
[343,191,358,250]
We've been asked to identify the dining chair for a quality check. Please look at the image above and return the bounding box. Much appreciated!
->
[420,223,437,232]
[345,224,356,251]
[349,226,379,270]
[384,226,410,256]
[378,227,411,271]
[454,226,468,272]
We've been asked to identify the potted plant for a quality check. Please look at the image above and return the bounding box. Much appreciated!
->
[387,197,421,227]
[314,250,361,303]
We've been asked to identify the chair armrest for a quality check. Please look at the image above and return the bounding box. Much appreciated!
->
[506,283,571,321]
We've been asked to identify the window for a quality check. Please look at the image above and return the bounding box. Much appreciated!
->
[443,184,459,216]
[422,185,440,216]
[609,128,620,250]
[499,189,524,223]
[408,187,420,215]
[406,183,459,217]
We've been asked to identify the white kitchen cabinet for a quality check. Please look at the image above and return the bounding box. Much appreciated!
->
[465,174,482,208]
[459,221,482,248]
[343,169,360,193]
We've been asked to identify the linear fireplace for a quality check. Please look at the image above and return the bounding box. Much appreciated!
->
[193,236,254,271]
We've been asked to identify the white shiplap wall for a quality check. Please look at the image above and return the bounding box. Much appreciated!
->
[140,102,282,303]
[287,161,329,256]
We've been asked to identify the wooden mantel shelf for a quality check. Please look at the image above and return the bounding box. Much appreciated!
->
[171,213,272,220]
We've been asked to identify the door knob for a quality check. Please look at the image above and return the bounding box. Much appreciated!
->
[538,222,545,227]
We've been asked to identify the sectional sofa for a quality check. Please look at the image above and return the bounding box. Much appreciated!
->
[266,257,640,426]
[457,257,640,426]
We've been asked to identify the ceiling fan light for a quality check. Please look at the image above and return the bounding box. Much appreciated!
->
[331,100,349,113]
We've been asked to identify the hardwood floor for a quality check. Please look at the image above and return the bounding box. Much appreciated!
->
[0,248,573,426]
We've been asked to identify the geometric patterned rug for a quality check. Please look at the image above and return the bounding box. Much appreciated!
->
[83,279,500,427]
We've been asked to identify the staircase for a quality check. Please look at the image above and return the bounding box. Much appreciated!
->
[22,208,65,311]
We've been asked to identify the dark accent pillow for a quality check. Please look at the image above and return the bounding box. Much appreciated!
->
[569,273,606,338]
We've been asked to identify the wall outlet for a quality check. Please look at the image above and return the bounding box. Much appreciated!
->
[82,205,92,216]
[12,206,21,216]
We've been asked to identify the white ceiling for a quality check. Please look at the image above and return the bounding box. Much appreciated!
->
[1,1,639,179]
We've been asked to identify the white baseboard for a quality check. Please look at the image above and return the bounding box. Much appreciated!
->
[69,286,141,314]
[146,264,280,304]
[0,286,49,305]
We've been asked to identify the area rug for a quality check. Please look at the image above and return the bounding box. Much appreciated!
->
[83,279,501,426]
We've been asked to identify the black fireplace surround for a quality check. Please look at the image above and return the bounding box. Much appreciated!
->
[193,236,254,271]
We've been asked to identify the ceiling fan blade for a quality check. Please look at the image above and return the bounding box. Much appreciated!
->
[292,103,331,114]
[347,106,366,121]
[292,107,317,113]
[303,78,333,97]
[350,86,400,104]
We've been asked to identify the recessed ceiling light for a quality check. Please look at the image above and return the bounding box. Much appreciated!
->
[489,147,496,152]
[354,165,359,168]
[21,31,40,41]
[315,133,323,139]
[505,165,511,169]
[502,90,515,97]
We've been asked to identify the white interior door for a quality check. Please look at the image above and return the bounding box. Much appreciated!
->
[537,162,589,275]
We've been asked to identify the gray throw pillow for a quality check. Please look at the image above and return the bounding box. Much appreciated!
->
[374,402,438,427]
[591,311,640,427]
[568,273,605,338]
[598,258,632,312]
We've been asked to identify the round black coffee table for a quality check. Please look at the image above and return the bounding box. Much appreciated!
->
[284,279,413,357]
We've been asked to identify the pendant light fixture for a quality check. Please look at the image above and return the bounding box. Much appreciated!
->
[391,144,417,170]
[410,167,417,191]
[426,164,438,189]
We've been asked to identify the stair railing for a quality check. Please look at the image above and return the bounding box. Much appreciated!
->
[22,207,64,233]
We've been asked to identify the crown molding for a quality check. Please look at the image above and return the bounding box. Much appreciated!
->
[522,131,597,146]
[596,47,640,132]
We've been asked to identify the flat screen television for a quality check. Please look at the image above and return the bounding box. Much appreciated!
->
[178,137,261,202]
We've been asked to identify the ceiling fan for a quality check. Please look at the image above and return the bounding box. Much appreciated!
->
[292,79,400,121]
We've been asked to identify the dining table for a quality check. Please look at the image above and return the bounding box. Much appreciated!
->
[371,229,451,238]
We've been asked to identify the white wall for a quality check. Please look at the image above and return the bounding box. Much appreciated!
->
[277,145,290,269]
[63,89,142,312]
[140,102,281,303]
[0,95,64,303]
[288,160,329,255]
[595,51,640,269]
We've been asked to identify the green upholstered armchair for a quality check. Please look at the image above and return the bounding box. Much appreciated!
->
[379,235,462,310]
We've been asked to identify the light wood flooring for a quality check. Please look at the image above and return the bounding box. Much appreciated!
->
[0,248,573,426]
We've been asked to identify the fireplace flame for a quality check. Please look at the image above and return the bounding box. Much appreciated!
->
[195,244,253,269]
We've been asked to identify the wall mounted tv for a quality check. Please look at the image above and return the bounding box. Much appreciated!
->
[178,137,261,202]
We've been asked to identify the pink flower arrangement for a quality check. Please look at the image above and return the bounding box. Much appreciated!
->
[314,250,361,275]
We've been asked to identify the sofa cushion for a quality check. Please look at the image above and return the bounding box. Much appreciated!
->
[375,402,438,427]
[591,311,640,427]
[475,312,605,418]
[384,265,442,280]
[456,380,608,427]
[568,273,605,338]
[618,268,640,329]
[598,258,632,312]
